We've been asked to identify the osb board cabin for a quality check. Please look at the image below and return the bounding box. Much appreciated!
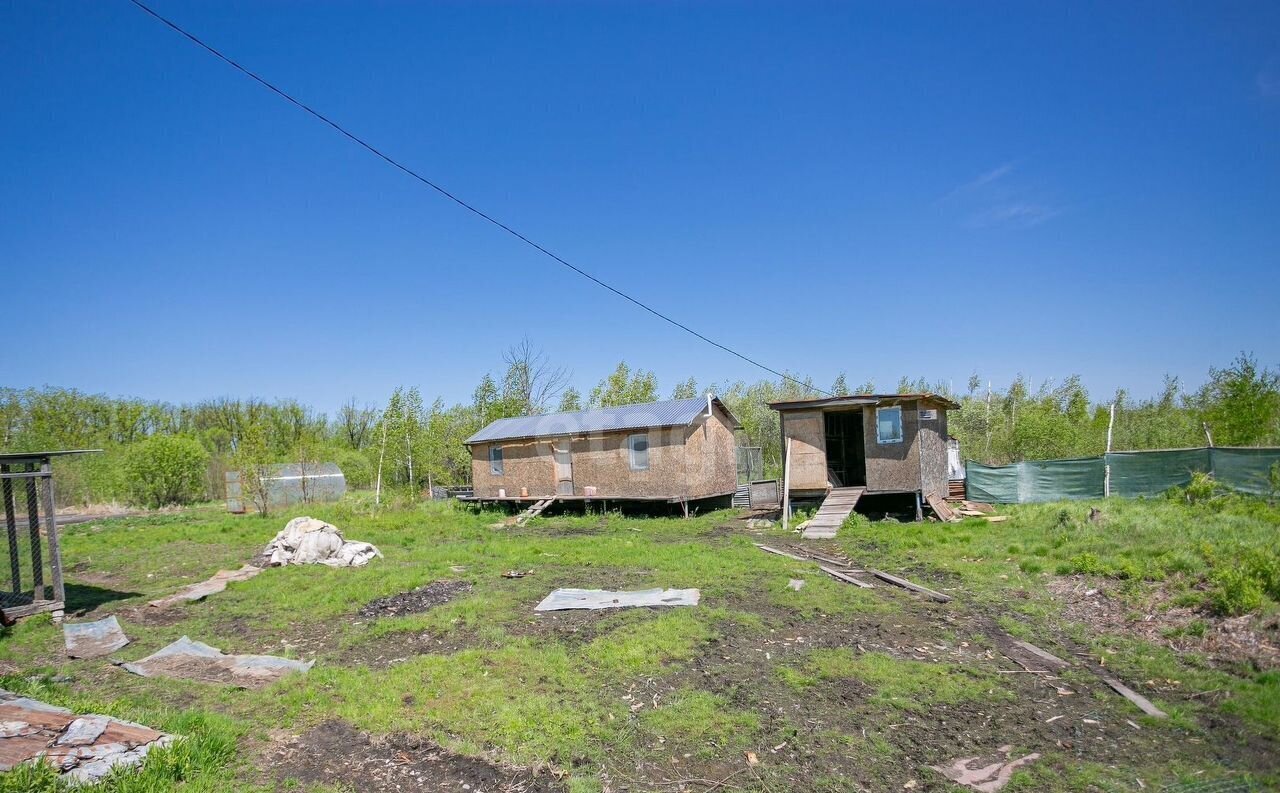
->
[769,394,959,502]
[464,396,741,508]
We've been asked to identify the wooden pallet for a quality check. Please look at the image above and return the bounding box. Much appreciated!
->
[514,497,556,526]
[801,487,864,539]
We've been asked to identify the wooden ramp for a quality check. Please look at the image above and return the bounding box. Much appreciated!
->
[801,487,864,539]
[515,497,556,526]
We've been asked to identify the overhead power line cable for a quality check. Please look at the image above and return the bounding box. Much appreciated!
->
[127,0,828,397]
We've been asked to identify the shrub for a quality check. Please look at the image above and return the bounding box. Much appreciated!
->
[1241,549,1280,600]
[1068,552,1107,576]
[332,449,373,489]
[1177,471,1220,505]
[122,435,209,508]
[1208,568,1264,616]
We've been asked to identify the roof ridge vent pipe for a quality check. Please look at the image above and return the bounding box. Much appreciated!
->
[706,392,714,417]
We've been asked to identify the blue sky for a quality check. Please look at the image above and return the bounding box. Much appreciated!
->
[3,1,1278,414]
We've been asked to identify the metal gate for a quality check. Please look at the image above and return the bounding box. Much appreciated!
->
[1,452,71,621]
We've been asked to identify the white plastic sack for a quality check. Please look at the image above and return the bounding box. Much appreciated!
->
[262,517,381,568]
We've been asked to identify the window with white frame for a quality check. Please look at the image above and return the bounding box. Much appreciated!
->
[627,433,650,471]
[489,446,504,475]
[876,406,903,444]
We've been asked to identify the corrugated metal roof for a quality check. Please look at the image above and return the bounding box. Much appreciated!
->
[466,397,739,444]
[768,393,960,411]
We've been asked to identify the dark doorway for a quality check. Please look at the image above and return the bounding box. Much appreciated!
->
[824,411,866,487]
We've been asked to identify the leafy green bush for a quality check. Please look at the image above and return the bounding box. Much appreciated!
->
[122,435,209,508]
[1068,552,1107,576]
[1208,568,1264,616]
[1178,471,1220,505]
[332,448,373,489]
[1241,548,1280,600]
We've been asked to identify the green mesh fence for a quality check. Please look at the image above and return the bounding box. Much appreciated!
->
[1107,448,1211,498]
[1212,448,1280,497]
[965,458,1104,503]
[965,447,1280,503]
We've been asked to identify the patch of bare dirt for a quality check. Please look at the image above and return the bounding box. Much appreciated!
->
[359,581,473,619]
[1048,576,1280,670]
[339,627,488,668]
[120,603,189,627]
[607,585,1279,792]
[268,720,564,792]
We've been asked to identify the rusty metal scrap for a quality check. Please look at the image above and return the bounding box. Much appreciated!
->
[119,636,313,688]
[63,615,129,659]
[147,565,262,609]
[0,690,173,783]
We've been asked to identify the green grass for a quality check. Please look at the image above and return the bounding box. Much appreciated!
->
[0,494,1276,791]
[779,649,1009,712]
[836,495,1280,615]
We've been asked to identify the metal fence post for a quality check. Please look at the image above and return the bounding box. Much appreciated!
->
[41,458,66,621]
[24,464,43,597]
[2,465,19,594]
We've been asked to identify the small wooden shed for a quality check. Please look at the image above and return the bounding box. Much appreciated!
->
[464,395,741,513]
[769,394,958,528]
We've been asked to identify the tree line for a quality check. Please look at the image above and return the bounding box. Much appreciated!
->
[2,345,1276,507]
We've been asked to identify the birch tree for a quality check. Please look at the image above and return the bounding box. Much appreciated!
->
[403,386,423,495]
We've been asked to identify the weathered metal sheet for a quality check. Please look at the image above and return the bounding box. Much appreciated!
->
[0,690,172,782]
[147,565,262,609]
[467,397,739,444]
[534,587,700,612]
[64,615,130,659]
[119,636,313,687]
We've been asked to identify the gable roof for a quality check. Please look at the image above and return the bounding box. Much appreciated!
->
[768,393,961,411]
[465,396,740,445]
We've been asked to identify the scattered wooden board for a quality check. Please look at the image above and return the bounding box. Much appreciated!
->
[962,501,995,513]
[995,634,1071,673]
[925,494,959,523]
[1011,640,1070,671]
[803,549,854,566]
[867,569,952,602]
[982,515,1010,523]
[1101,676,1167,718]
[755,544,809,562]
[819,565,874,589]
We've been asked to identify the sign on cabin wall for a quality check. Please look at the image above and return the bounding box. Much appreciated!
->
[919,409,938,421]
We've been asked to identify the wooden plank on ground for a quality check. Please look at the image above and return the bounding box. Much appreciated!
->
[1011,640,1070,671]
[819,565,874,589]
[755,544,809,562]
[1101,676,1167,718]
[867,569,952,602]
[803,549,853,566]
[925,494,958,522]
[982,515,1010,523]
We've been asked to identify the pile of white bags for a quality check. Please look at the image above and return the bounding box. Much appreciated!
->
[261,516,381,568]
